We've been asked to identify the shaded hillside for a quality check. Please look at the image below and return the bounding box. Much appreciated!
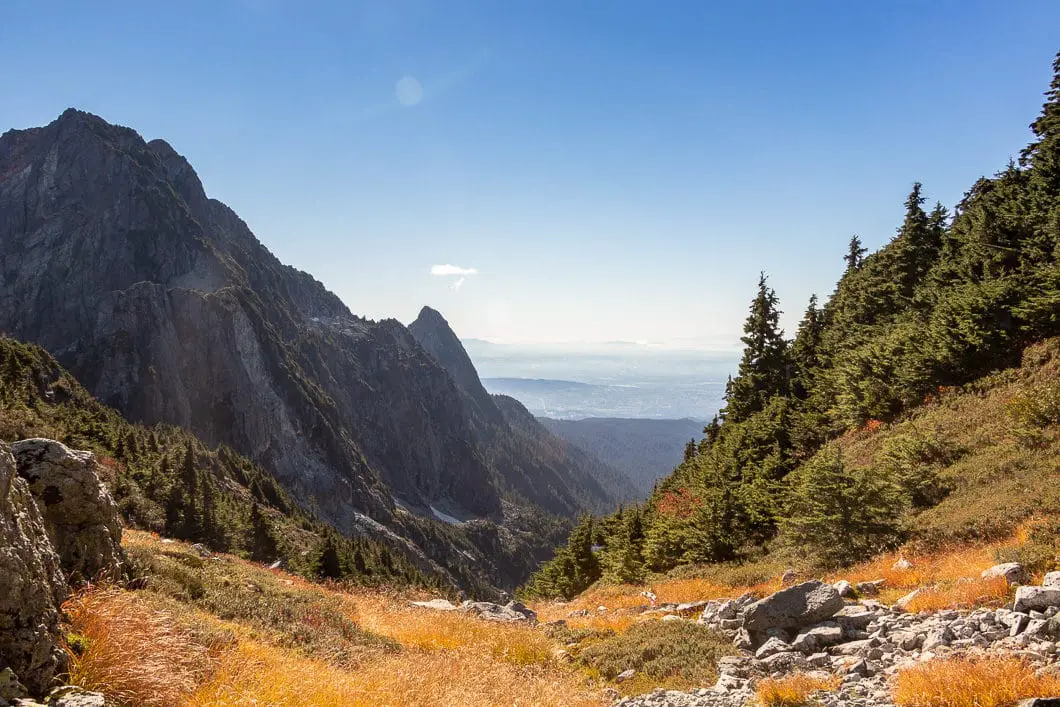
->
[409,307,639,510]
[540,417,704,496]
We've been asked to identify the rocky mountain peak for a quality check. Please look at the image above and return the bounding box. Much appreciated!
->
[409,306,491,402]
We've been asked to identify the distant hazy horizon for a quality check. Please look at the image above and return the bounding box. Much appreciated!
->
[465,338,736,420]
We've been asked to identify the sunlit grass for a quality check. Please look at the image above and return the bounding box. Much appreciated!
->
[892,656,1060,707]
[64,589,216,707]
[756,673,841,706]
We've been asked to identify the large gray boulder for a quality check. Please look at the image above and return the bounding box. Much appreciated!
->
[11,439,125,582]
[981,562,1028,586]
[0,443,69,696]
[1013,586,1060,614]
[743,580,844,633]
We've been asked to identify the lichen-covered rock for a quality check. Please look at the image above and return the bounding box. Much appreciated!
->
[981,562,1028,586]
[0,443,69,696]
[743,580,844,633]
[11,439,125,582]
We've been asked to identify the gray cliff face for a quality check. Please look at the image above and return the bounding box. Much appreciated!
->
[0,109,502,530]
[0,110,626,557]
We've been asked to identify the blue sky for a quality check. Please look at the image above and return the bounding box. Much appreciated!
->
[2,1,1058,345]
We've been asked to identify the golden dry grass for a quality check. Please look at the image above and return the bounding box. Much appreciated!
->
[349,592,556,665]
[892,656,1060,707]
[75,533,606,706]
[64,589,216,707]
[756,673,841,706]
[189,638,602,706]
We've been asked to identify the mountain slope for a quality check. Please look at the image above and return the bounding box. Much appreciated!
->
[409,306,639,509]
[540,417,704,496]
[0,109,616,587]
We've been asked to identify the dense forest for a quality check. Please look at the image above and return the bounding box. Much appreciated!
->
[523,52,1060,600]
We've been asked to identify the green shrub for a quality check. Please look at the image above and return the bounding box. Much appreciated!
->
[576,620,733,686]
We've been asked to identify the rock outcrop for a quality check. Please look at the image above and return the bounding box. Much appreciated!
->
[0,443,69,696]
[742,580,844,633]
[11,439,124,582]
[410,597,537,624]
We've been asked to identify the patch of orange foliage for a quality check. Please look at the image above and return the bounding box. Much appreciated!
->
[892,656,1060,707]
[656,486,702,519]
[757,672,841,706]
[902,577,1011,613]
[64,589,215,707]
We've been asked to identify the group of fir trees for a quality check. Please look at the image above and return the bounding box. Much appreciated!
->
[524,51,1060,597]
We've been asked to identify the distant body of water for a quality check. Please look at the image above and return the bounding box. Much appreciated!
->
[465,340,736,420]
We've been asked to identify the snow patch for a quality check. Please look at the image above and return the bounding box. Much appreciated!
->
[430,505,464,525]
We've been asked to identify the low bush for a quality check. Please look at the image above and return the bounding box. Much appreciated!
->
[576,620,733,690]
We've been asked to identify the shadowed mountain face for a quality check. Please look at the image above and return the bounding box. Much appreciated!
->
[410,307,639,511]
[0,109,626,583]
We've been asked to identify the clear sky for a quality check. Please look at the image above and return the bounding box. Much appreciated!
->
[2,1,1058,345]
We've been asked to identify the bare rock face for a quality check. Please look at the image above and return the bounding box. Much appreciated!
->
[11,438,125,582]
[0,442,69,696]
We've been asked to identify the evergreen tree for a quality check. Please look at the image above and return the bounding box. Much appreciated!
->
[1022,51,1060,197]
[843,235,867,272]
[600,507,645,584]
[683,439,697,462]
[248,502,279,562]
[779,447,904,568]
[790,294,823,399]
[722,273,790,422]
[316,532,345,580]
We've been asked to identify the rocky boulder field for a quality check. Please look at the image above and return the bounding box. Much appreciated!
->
[612,572,1060,706]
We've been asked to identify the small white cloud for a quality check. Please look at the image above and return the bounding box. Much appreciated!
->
[431,264,479,276]
[451,277,466,292]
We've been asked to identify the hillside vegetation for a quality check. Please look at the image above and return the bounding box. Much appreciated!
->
[525,51,1060,600]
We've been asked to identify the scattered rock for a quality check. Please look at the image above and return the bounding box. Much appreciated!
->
[44,686,106,706]
[743,580,844,633]
[754,637,790,659]
[1043,572,1060,589]
[982,562,1029,586]
[409,598,460,611]
[461,600,537,624]
[894,588,924,611]
[855,579,885,596]
[615,669,636,683]
[833,580,856,598]
[0,668,28,700]
[892,558,912,571]
[1014,586,1060,614]
[11,439,125,582]
[780,568,798,586]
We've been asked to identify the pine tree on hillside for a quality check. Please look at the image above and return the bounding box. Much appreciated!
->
[790,294,823,400]
[779,447,904,568]
[1022,51,1060,198]
[843,235,868,272]
[722,274,790,422]
[601,507,645,584]
[248,502,279,562]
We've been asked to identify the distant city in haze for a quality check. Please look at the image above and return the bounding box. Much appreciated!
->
[463,338,736,420]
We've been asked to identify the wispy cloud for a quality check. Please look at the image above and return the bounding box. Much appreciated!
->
[431,264,479,276]
[451,277,466,292]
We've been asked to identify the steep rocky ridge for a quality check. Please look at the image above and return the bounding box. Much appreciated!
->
[0,109,619,587]
[409,306,638,512]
